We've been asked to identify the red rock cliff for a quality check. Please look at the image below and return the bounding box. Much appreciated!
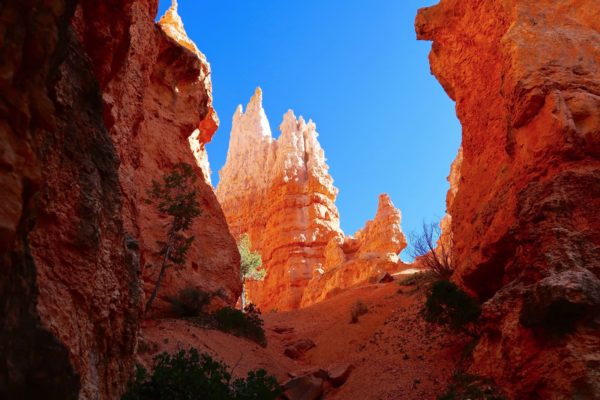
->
[74,0,241,317]
[417,1,600,398]
[0,0,240,398]
[217,90,406,310]
[1,1,139,398]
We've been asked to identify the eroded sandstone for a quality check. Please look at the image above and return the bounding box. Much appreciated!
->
[302,194,406,307]
[74,0,241,318]
[417,1,600,398]
[218,90,406,310]
[0,0,240,398]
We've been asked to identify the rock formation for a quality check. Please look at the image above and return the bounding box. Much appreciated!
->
[217,90,406,310]
[417,1,600,398]
[0,0,240,398]
[302,194,406,307]
[74,0,240,317]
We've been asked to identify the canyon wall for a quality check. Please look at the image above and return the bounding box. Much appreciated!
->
[0,1,139,398]
[74,0,241,316]
[217,90,406,310]
[0,0,240,398]
[417,1,600,398]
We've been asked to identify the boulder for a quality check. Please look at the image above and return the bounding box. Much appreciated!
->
[284,338,316,359]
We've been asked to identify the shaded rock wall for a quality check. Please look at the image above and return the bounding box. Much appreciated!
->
[218,90,406,310]
[0,1,138,398]
[0,0,240,398]
[417,1,600,398]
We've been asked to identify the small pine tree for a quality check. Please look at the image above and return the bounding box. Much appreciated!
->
[144,163,201,314]
[238,234,265,309]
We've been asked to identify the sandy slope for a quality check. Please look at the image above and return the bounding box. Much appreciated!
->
[140,279,468,399]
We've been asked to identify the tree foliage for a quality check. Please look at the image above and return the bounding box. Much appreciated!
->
[122,349,281,400]
[238,234,265,309]
[238,234,265,281]
[144,163,201,314]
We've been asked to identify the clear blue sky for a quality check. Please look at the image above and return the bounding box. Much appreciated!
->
[157,1,461,254]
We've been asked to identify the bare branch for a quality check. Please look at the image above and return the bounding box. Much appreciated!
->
[408,220,454,278]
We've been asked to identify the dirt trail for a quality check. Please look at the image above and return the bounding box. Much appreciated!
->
[141,278,468,399]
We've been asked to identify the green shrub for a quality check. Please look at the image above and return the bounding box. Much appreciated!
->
[238,234,265,309]
[215,304,267,347]
[144,163,202,314]
[438,373,506,400]
[167,287,211,318]
[350,300,369,324]
[122,349,281,400]
[423,280,481,333]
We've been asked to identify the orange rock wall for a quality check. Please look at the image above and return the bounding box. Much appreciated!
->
[417,1,600,398]
[74,1,241,317]
[0,1,139,398]
[0,0,240,398]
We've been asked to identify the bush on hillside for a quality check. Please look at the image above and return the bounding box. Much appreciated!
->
[423,280,481,334]
[167,287,211,318]
[408,221,454,278]
[215,304,267,347]
[122,349,281,400]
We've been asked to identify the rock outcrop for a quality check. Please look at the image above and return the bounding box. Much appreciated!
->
[217,90,406,310]
[0,0,240,398]
[217,88,344,310]
[74,0,240,317]
[302,194,406,307]
[417,1,600,398]
[0,1,139,398]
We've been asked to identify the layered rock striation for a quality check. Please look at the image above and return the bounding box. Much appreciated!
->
[417,1,600,398]
[217,89,406,310]
[0,1,240,399]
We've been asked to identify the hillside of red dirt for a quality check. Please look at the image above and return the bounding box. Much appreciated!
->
[141,276,469,399]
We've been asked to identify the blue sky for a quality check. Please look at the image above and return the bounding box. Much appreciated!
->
[157,1,461,253]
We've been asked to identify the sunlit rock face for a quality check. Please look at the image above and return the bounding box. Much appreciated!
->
[302,194,407,307]
[417,1,600,398]
[0,1,240,398]
[75,0,241,319]
[437,146,462,251]
[218,90,406,310]
[217,88,343,310]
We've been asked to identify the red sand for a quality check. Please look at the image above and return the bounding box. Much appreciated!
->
[141,279,468,399]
